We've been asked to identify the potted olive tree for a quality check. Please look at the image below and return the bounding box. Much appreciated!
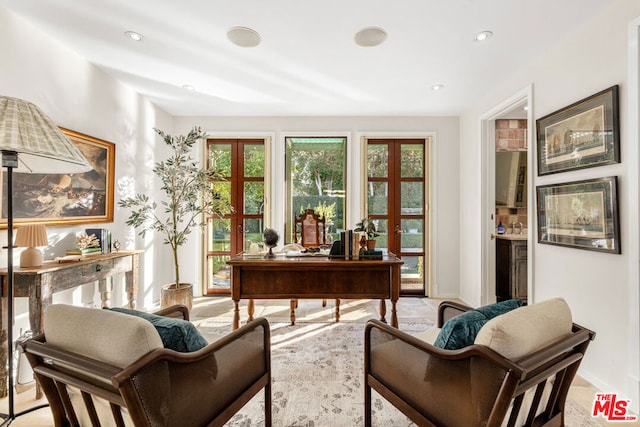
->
[119,126,233,310]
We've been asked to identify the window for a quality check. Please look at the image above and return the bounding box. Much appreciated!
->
[285,137,346,244]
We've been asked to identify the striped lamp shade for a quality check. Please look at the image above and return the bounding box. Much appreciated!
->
[0,96,91,174]
[15,224,49,248]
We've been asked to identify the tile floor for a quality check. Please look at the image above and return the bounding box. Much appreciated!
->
[0,296,621,426]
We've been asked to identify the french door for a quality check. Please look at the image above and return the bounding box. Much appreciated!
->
[205,139,265,295]
[366,138,428,295]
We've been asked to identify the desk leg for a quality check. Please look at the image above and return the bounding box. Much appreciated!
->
[379,299,387,323]
[125,254,139,309]
[99,278,112,308]
[233,300,240,330]
[335,299,341,323]
[248,299,255,322]
[290,299,296,325]
[30,275,52,400]
[391,300,398,328]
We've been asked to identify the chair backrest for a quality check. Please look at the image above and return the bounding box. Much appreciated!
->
[294,208,326,247]
[44,304,164,367]
[24,305,272,427]
[365,298,595,427]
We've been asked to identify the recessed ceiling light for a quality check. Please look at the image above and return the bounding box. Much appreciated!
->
[354,27,387,47]
[431,84,445,91]
[125,31,143,41]
[227,26,261,47]
[182,84,195,91]
[474,31,493,42]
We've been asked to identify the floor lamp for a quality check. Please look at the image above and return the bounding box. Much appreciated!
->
[0,96,91,425]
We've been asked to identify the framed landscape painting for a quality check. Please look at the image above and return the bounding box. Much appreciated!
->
[1,128,115,228]
[536,85,619,175]
[536,176,620,254]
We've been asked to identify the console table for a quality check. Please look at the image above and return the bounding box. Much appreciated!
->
[227,253,403,330]
[0,250,141,397]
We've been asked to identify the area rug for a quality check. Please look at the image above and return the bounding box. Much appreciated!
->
[195,320,603,427]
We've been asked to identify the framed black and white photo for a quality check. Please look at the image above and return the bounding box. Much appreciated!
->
[536,85,619,175]
[536,176,620,254]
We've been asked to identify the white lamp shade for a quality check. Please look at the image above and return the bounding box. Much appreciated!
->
[0,96,91,174]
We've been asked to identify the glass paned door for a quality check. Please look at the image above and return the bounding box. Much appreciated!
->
[367,139,427,295]
[206,139,264,294]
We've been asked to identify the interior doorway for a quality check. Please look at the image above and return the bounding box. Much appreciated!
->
[480,86,533,306]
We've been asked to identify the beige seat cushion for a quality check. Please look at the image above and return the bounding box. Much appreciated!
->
[44,304,164,368]
[474,297,572,360]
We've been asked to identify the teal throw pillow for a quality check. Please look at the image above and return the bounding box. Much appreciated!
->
[433,299,523,350]
[108,307,208,353]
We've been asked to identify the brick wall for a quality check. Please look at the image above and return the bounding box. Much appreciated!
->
[495,119,527,231]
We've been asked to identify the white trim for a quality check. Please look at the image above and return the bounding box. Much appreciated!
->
[280,131,352,241]
[626,15,640,415]
[201,131,275,296]
[479,85,533,306]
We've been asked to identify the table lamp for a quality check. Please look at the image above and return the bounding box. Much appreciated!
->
[1,96,91,423]
[14,224,49,268]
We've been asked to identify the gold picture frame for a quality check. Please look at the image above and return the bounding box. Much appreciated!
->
[1,128,115,227]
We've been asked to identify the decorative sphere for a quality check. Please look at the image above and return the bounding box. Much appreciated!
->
[263,228,279,247]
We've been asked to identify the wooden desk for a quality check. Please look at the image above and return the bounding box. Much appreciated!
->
[0,250,141,397]
[227,254,403,330]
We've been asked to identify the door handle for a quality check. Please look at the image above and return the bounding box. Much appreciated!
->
[490,234,495,240]
[394,224,403,234]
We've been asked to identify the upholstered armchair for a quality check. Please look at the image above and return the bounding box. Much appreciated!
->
[21,304,271,427]
[364,298,595,427]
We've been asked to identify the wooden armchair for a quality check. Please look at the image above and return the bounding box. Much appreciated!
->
[293,208,336,309]
[21,304,271,427]
[365,298,595,427]
[294,208,326,247]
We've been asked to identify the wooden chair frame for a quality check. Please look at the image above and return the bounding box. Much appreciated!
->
[21,305,272,427]
[364,301,595,427]
[294,208,326,247]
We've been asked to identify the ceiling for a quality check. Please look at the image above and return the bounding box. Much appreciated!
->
[1,0,615,117]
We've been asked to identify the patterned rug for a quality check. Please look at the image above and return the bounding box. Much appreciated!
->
[195,319,603,427]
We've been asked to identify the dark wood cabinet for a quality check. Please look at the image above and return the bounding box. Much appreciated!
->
[496,238,527,303]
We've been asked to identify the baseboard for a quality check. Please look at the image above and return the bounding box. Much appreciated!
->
[577,372,640,415]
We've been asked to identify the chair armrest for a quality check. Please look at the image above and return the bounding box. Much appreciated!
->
[152,304,190,320]
[112,317,271,426]
[437,300,472,327]
[365,319,516,367]
[365,319,523,426]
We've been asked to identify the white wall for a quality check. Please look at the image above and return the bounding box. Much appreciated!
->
[0,1,463,332]
[459,0,640,410]
[173,116,461,298]
[174,117,459,297]
[0,6,173,330]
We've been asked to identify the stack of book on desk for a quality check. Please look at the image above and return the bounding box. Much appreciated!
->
[329,230,383,260]
[66,247,102,257]
[85,228,112,254]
